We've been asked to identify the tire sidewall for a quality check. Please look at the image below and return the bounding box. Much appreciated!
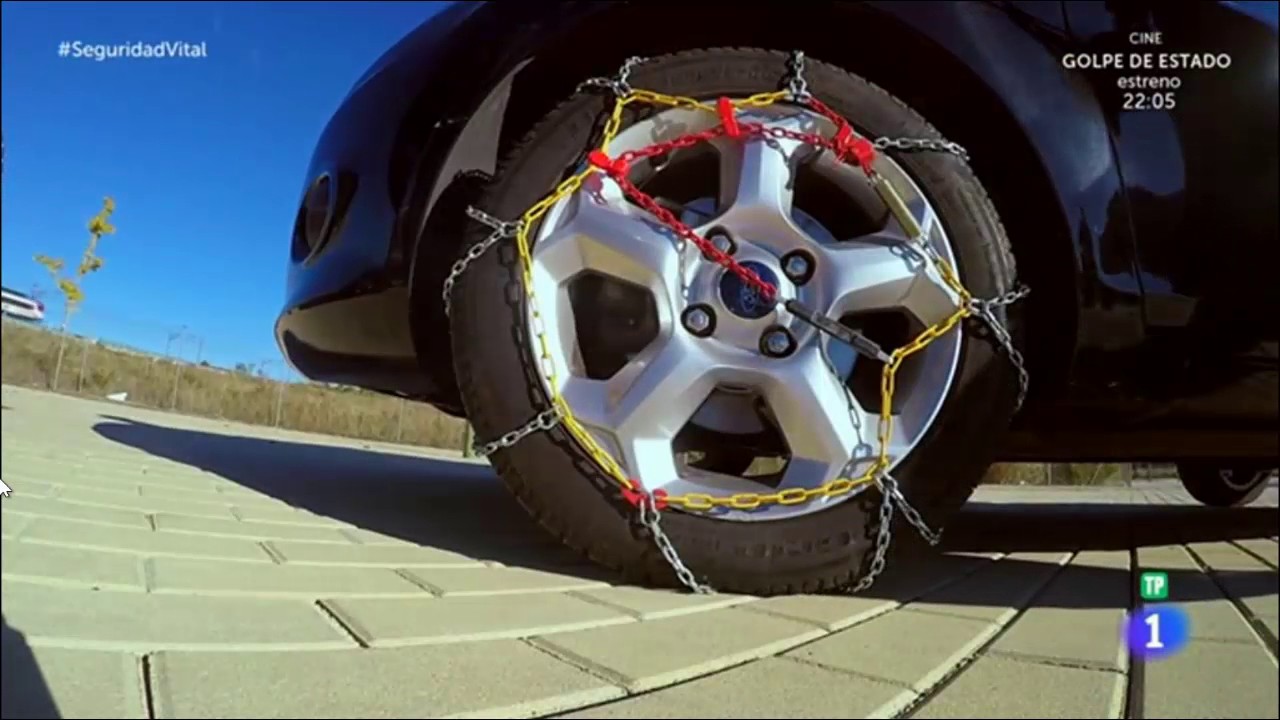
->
[450,49,1020,593]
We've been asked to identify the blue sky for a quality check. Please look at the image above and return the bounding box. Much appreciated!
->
[1,1,446,375]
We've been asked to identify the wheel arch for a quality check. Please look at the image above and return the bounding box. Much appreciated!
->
[402,1,1094,415]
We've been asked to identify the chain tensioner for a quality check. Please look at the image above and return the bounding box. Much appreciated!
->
[445,51,1030,595]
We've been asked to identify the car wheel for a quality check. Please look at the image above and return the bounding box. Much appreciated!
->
[1176,461,1274,507]
[448,48,1023,595]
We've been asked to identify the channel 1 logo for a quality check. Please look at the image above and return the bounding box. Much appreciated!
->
[1124,571,1190,660]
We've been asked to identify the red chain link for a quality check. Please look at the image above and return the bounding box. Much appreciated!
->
[587,96,879,303]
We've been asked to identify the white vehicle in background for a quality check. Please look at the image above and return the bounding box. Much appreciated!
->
[1,286,45,323]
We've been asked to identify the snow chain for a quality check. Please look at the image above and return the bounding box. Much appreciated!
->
[444,52,1030,595]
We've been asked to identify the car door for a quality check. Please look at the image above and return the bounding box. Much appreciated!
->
[1061,0,1279,425]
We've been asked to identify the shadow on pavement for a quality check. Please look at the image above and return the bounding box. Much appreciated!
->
[93,416,1278,609]
[1,616,61,719]
[92,416,609,577]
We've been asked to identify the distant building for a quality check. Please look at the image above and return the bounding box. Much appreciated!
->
[1,286,45,323]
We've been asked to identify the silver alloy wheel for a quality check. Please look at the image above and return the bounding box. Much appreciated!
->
[527,103,964,521]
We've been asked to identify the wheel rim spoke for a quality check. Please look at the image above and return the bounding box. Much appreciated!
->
[821,238,960,329]
[561,333,716,491]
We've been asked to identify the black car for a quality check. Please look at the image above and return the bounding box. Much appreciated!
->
[276,1,1279,595]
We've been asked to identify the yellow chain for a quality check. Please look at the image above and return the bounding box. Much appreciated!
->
[509,89,974,509]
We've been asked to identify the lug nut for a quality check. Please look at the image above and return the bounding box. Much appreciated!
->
[682,305,716,338]
[760,326,796,358]
[781,250,815,285]
[704,228,736,259]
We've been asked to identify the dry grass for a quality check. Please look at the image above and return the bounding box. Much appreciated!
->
[0,319,468,450]
[1,319,1154,486]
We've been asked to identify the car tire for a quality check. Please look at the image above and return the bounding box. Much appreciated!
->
[448,47,1023,595]
[1176,461,1274,507]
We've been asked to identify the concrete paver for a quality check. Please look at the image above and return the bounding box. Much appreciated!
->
[533,608,825,692]
[267,539,484,568]
[1137,546,1261,643]
[784,608,996,692]
[149,640,625,719]
[909,655,1124,719]
[557,657,906,719]
[146,556,429,597]
[989,550,1129,670]
[321,593,634,647]
[1,540,145,590]
[570,586,757,620]
[1144,637,1280,719]
[0,644,148,719]
[16,517,272,562]
[2,495,152,528]
[1,581,354,650]
[151,512,355,543]
[2,384,1277,719]
[399,566,610,596]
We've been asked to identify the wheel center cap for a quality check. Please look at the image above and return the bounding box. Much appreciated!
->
[719,261,779,319]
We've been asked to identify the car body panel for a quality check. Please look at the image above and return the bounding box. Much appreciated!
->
[276,0,1279,459]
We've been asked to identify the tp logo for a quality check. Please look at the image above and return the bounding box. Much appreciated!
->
[1124,605,1190,660]
[1140,571,1169,600]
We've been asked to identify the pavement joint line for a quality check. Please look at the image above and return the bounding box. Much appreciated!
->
[737,597,897,631]
[351,614,639,649]
[986,648,1125,674]
[4,508,150,533]
[151,528,354,544]
[16,536,276,564]
[138,653,157,720]
[559,590,647,621]
[13,492,239,521]
[392,568,444,596]
[258,541,286,564]
[527,625,840,719]
[312,599,371,649]
[22,636,360,652]
[337,528,366,545]
[1182,543,1280,666]
[890,550,1077,719]
[141,557,156,592]
[1124,546,1145,720]
[522,636,633,691]
[777,653,915,690]
[0,573,146,593]
[1228,538,1280,572]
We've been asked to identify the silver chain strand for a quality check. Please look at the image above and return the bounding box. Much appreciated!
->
[969,285,1032,412]
[449,53,1023,596]
[442,207,523,317]
[637,493,715,594]
[874,136,971,163]
[471,407,562,458]
[786,50,811,101]
[577,56,646,98]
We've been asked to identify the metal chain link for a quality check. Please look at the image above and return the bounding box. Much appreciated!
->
[851,480,896,593]
[577,56,646,98]
[969,285,1032,411]
[785,50,811,101]
[637,493,715,594]
[874,136,971,163]
[442,207,523,317]
[471,407,562,458]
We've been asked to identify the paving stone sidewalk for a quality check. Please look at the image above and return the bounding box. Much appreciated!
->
[1,385,1276,719]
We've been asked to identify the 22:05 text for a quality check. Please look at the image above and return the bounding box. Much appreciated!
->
[1123,92,1177,111]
